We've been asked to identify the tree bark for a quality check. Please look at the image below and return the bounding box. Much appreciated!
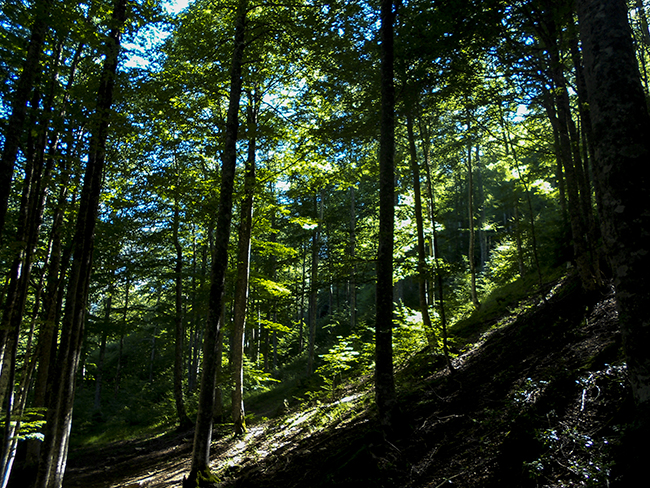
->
[307,194,322,375]
[419,119,453,373]
[576,0,650,481]
[172,192,191,428]
[349,186,356,333]
[406,112,434,344]
[232,91,257,436]
[376,0,396,432]
[466,135,480,309]
[186,0,247,483]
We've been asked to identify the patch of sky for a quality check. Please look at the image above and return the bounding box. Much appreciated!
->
[513,104,527,122]
[122,0,191,70]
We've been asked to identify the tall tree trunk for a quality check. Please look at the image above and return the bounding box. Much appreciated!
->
[34,1,128,486]
[406,112,434,344]
[232,91,257,436]
[349,186,356,333]
[94,288,112,414]
[466,130,480,309]
[307,194,322,375]
[0,0,51,242]
[114,275,130,398]
[537,10,599,291]
[476,147,488,269]
[186,0,247,483]
[376,0,396,431]
[298,241,307,353]
[172,193,191,428]
[418,117,453,372]
[576,1,650,482]
[25,168,73,468]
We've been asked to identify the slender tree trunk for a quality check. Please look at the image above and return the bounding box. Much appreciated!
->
[298,241,307,353]
[418,117,453,372]
[232,92,257,436]
[576,2,650,482]
[635,0,650,47]
[186,0,247,483]
[476,147,488,269]
[307,194,322,375]
[213,324,224,423]
[172,191,191,428]
[34,2,128,486]
[25,169,72,468]
[376,0,396,431]
[94,288,112,414]
[349,186,356,333]
[538,14,599,291]
[114,275,130,398]
[406,112,434,344]
[466,130,480,309]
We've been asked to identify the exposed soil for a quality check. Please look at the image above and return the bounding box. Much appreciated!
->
[57,275,630,488]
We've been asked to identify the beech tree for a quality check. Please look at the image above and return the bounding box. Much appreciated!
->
[185,0,248,483]
[375,0,396,431]
[576,0,650,481]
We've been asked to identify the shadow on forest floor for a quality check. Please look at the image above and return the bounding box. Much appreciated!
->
[57,273,630,488]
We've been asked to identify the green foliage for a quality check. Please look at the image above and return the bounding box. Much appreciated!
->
[393,304,432,360]
[0,408,47,442]
[244,357,280,393]
[316,335,362,394]
[480,238,522,289]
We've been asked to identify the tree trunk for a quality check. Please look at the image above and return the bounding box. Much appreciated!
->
[94,288,112,414]
[232,91,257,436]
[307,194,322,375]
[114,275,130,398]
[349,186,356,333]
[538,13,599,291]
[186,0,247,483]
[418,117,453,372]
[376,0,396,432]
[576,1,650,482]
[406,112,434,344]
[0,0,51,242]
[172,192,191,428]
[466,131,480,309]
[298,241,307,353]
[476,147,488,269]
[34,1,128,486]
[25,168,72,468]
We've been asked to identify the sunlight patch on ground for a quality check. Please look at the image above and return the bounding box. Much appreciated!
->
[207,391,369,480]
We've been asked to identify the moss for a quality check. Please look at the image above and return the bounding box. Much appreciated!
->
[183,467,220,488]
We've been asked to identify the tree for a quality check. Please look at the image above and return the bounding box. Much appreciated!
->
[185,0,248,483]
[34,1,129,486]
[576,0,650,481]
[375,0,396,432]
[0,0,51,243]
[231,90,258,436]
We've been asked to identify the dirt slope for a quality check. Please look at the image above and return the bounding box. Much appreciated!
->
[60,276,629,488]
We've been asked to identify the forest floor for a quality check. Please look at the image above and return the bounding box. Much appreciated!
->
[60,274,631,488]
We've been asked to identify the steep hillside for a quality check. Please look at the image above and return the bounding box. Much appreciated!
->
[62,275,629,488]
